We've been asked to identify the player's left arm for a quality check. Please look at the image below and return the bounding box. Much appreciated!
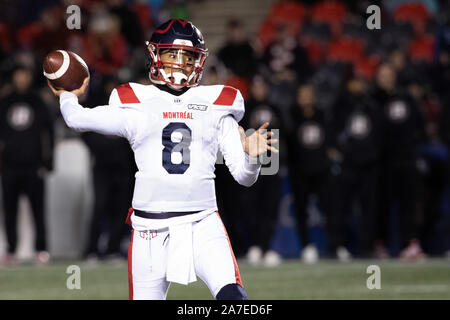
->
[218,115,278,187]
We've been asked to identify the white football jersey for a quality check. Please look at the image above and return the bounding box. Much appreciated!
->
[59,83,261,229]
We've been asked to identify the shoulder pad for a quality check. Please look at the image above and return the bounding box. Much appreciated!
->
[211,85,245,122]
[109,82,155,106]
[213,86,238,106]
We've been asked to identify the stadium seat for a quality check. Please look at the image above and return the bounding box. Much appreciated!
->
[354,55,380,80]
[258,1,306,48]
[0,23,12,51]
[17,23,44,48]
[393,3,429,35]
[299,38,324,65]
[258,20,276,50]
[326,37,365,64]
[311,0,347,36]
[131,2,154,32]
[269,1,307,25]
[409,35,435,63]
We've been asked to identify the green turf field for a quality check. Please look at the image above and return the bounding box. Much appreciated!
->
[0,258,449,299]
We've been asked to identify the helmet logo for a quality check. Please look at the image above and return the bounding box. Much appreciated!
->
[173,39,193,46]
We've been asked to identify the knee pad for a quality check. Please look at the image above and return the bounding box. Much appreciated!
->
[216,283,248,300]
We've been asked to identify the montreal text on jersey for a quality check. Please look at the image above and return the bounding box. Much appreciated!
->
[163,111,194,120]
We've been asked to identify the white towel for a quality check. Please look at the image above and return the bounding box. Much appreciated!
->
[166,222,197,285]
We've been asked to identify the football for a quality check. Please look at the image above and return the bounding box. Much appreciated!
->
[43,50,89,91]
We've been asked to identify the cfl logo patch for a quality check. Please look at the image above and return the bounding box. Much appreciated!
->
[139,230,157,240]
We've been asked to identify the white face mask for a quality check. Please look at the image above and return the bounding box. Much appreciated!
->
[159,49,195,85]
[159,69,188,90]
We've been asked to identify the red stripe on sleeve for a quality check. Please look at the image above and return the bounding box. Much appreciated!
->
[213,86,238,106]
[116,83,140,104]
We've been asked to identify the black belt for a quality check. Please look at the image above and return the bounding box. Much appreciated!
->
[133,209,201,219]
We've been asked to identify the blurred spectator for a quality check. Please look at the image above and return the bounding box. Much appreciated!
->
[438,93,450,256]
[373,63,427,260]
[17,4,70,56]
[389,48,414,90]
[82,8,128,76]
[0,65,54,266]
[81,77,136,262]
[108,0,144,47]
[286,83,331,263]
[431,19,450,100]
[240,75,282,267]
[328,74,382,259]
[217,19,258,79]
[262,23,312,84]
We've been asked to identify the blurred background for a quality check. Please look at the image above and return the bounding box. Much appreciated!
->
[0,0,449,269]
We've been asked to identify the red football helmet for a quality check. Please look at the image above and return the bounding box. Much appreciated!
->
[146,19,208,90]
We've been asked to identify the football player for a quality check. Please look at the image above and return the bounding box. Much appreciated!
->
[48,19,278,300]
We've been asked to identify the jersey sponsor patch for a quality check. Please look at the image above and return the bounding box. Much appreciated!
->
[213,86,237,106]
[188,103,208,111]
[116,83,140,104]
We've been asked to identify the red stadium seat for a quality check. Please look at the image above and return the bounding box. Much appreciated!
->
[258,0,307,48]
[355,55,380,79]
[300,38,324,65]
[326,37,364,64]
[394,3,428,35]
[409,35,435,63]
[258,20,277,50]
[17,23,44,49]
[269,1,307,25]
[132,3,154,32]
[0,23,12,51]
[311,1,347,36]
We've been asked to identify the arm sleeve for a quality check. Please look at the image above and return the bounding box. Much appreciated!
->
[218,115,261,187]
[59,91,141,143]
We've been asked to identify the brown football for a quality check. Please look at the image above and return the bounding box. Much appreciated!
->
[43,50,89,91]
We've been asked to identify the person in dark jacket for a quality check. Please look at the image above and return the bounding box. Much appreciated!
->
[0,65,54,266]
[328,75,382,259]
[240,75,282,266]
[286,83,330,263]
[373,63,426,260]
[438,92,450,257]
[217,18,257,79]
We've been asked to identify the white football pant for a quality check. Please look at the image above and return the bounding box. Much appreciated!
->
[128,212,243,300]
